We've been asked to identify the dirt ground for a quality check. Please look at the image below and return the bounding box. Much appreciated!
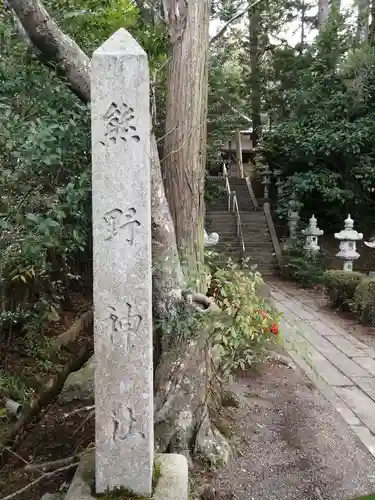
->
[193,361,375,500]
[2,358,375,499]
[0,291,91,405]
[2,278,375,500]
[0,397,94,499]
[0,291,93,500]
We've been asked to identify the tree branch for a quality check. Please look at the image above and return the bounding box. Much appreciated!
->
[209,0,263,45]
[8,0,90,103]
[9,0,184,317]
[0,462,79,500]
[219,96,252,123]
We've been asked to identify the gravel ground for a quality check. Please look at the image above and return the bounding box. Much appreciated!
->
[196,361,375,500]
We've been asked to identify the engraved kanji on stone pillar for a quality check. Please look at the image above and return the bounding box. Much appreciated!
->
[91,28,153,497]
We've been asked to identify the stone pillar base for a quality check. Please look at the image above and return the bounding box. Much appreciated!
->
[64,451,188,500]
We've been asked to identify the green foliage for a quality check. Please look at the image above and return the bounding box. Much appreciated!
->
[0,10,91,338]
[207,40,250,168]
[0,372,33,402]
[204,177,225,203]
[282,240,327,288]
[323,270,365,310]
[352,277,375,326]
[206,254,281,373]
[262,15,375,230]
[0,1,168,345]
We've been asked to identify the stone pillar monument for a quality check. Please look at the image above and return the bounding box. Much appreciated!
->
[91,28,153,496]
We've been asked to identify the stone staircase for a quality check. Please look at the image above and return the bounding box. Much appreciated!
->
[205,178,277,276]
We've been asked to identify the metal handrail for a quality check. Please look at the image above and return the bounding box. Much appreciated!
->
[223,163,232,211]
[232,192,246,256]
[223,162,246,257]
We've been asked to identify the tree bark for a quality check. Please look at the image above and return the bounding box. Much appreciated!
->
[318,0,329,30]
[235,129,244,178]
[300,0,305,53]
[9,0,230,464]
[161,0,209,286]
[249,0,261,146]
[370,0,375,45]
[8,0,90,102]
[357,0,369,42]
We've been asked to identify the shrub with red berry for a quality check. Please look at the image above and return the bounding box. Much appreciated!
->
[206,253,281,373]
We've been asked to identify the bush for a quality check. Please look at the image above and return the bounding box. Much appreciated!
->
[352,277,375,326]
[205,253,281,374]
[204,177,225,203]
[323,270,365,311]
[282,240,327,288]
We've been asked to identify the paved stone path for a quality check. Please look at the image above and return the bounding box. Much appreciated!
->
[270,282,375,460]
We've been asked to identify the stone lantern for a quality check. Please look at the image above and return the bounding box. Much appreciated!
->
[302,215,323,254]
[334,215,363,271]
[254,148,271,201]
[283,209,300,250]
[260,164,272,201]
[288,210,299,241]
[274,168,284,198]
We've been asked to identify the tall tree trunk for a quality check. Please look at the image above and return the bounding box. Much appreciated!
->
[300,0,305,53]
[249,0,261,146]
[318,0,329,30]
[331,0,341,12]
[161,0,209,287]
[357,0,370,42]
[9,0,230,464]
[370,0,375,45]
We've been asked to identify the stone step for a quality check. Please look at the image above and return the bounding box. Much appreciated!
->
[215,252,276,264]
[207,215,266,222]
[206,211,235,217]
[216,248,275,256]
[219,239,272,245]
[219,238,273,246]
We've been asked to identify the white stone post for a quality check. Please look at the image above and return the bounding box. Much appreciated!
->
[302,214,323,254]
[334,215,363,271]
[92,29,153,496]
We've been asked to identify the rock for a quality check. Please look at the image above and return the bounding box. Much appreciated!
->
[199,484,217,500]
[58,357,95,404]
[195,414,232,466]
[41,494,61,500]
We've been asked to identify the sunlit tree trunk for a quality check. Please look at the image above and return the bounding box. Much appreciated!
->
[357,0,370,42]
[318,0,329,30]
[161,0,209,288]
[300,0,305,53]
[370,0,375,45]
[249,0,261,146]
